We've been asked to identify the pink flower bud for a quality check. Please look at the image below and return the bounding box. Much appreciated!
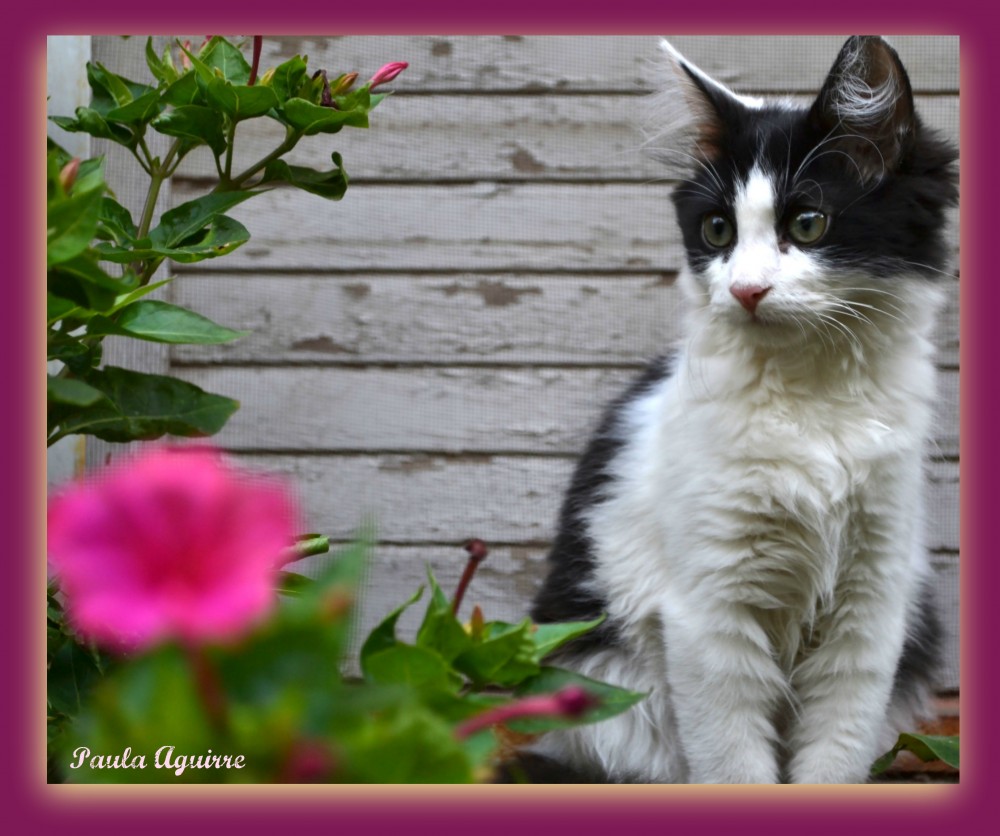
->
[454,686,600,739]
[280,739,337,782]
[58,158,80,192]
[369,61,408,91]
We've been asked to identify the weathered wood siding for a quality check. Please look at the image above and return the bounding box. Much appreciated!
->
[159,36,959,688]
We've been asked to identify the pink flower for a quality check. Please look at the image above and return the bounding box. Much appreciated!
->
[369,61,408,91]
[47,446,300,652]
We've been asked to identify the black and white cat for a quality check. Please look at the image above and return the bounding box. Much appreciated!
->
[519,37,957,783]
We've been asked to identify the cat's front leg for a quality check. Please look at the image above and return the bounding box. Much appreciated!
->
[662,600,786,783]
[787,561,912,783]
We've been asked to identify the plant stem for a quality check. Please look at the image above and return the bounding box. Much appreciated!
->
[224,122,236,181]
[185,643,229,735]
[137,139,181,241]
[225,128,300,189]
[132,139,182,285]
[248,36,263,86]
[452,539,488,616]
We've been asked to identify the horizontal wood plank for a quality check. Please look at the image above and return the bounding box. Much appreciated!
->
[240,35,958,93]
[177,366,960,459]
[232,454,960,554]
[172,95,957,184]
[170,274,960,368]
[169,182,959,274]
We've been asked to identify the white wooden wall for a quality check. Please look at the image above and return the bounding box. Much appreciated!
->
[97,36,960,689]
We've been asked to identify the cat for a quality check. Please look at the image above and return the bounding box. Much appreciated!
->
[506,36,957,784]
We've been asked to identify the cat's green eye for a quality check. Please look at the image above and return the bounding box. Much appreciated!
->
[702,213,735,248]
[787,210,828,245]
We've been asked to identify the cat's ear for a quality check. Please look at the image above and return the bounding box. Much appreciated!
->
[643,39,760,167]
[809,36,916,181]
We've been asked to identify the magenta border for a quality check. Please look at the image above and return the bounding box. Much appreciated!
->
[14,2,994,833]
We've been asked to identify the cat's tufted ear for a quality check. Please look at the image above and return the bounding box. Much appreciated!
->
[644,39,761,166]
[809,36,916,181]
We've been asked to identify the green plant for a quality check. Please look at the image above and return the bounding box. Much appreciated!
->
[47,36,396,446]
[48,449,644,784]
[871,732,960,777]
[45,39,645,782]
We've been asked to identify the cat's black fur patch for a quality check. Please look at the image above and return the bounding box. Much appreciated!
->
[672,73,957,281]
[493,752,614,784]
[893,578,945,703]
[531,355,674,651]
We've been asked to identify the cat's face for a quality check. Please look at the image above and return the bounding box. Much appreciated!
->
[659,37,957,346]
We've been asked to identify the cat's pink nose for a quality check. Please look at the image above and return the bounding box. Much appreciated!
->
[730,284,771,314]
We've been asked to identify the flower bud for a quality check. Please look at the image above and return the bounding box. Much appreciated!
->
[454,686,600,740]
[330,72,359,96]
[280,739,337,783]
[369,61,408,91]
[58,158,80,193]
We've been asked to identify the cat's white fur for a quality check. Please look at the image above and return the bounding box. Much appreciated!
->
[529,47,943,783]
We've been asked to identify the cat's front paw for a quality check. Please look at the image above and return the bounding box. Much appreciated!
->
[788,751,873,784]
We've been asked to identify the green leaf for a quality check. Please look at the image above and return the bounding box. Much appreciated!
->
[86,300,247,344]
[145,37,178,86]
[106,280,171,315]
[48,254,135,314]
[362,643,464,695]
[106,89,163,126]
[47,375,106,407]
[198,36,252,85]
[150,191,258,250]
[359,587,424,675]
[47,638,110,720]
[86,61,134,111]
[46,332,102,373]
[47,293,81,325]
[96,215,251,265]
[280,97,370,135]
[507,666,648,734]
[341,703,477,783]
[50,251,131,292]
[871,733,960,775]
[415,569,473,664]
[50,109,134,146]
[97,197,137,246]
[452,619,540,688]
[276,571,315,598]
[161,72,201,107]
[151,105,226,155]
[530,616,606,661]
[260,152,349,200]
[53,365,239,442]
[48,187,104,266]
[263,55,308,103]
[206,78,280,121]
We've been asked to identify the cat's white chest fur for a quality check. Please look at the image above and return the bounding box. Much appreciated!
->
[592,326,936,654]
[540,292,943,783]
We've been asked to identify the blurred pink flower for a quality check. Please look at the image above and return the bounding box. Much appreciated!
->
[369,61,408,90]
[47,446,300,652]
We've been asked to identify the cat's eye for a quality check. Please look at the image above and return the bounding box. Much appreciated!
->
[702,214,735,248]
[787,210,828,245]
